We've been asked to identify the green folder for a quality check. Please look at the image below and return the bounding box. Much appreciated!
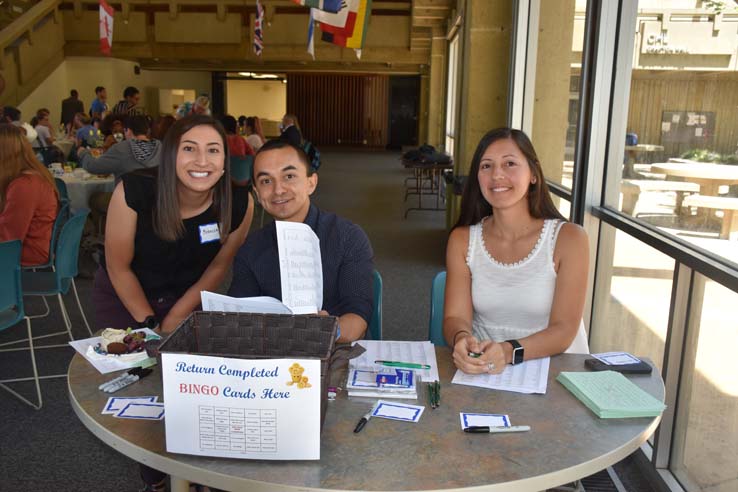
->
[557,370,666,419]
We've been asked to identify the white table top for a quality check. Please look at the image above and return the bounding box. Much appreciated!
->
[625,144,664,152]
[651,162,738,182]
[58,173,114,213]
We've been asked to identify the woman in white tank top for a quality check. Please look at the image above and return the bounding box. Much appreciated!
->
[444,128,590,376]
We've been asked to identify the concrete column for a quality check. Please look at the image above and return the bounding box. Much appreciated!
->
[427,26,447,148]
[529,0,576,186]
[449,0,513,226]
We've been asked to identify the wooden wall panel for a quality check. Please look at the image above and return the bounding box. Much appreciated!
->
[627,72,738,156]
[364,75,389,147]
[287,73,389,147]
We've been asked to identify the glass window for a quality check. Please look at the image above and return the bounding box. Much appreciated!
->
[527,1,586,190]
[553,195,571,220]
[604,2,738,266]
[590,223,675,372]
[445,35,459,157]
[671,274,738,492]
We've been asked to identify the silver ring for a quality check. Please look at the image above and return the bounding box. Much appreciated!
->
[487,362,495,371]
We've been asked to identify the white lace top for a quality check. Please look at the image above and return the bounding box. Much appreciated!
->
[466,218,589,354]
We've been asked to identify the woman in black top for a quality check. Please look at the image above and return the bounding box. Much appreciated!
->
[94,114,253,334]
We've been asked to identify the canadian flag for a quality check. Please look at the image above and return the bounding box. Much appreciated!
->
[99,0,114,56]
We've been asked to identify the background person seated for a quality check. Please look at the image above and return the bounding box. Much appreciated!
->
[277,113,303,147]
[99,113,126,152]
[220,114,255,157]
[72,112,101,148]
[78,114,162,181]
[2,105,37,144]
[228,139,374,342]
[175,95,211,119]
[444,128,589,376]
[0,124,59,266]
[30,108,55,148]
[244,116,265,151]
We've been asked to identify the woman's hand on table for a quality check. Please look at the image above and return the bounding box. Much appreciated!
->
[452,335,506,375]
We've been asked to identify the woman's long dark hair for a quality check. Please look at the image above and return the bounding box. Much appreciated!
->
[453,128,565,229]
[154,114,232,242]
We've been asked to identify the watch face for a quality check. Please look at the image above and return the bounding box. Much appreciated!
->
[512,346,524,364]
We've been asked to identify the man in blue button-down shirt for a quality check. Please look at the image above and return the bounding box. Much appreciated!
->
[228,140,374,342]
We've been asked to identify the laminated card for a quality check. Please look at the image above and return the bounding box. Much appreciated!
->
[162,353,321,460]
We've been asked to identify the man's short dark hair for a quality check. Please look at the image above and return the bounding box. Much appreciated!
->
[2,106,21,122]
[125,114,150,136]
[255,139,313,176]
[71,89,78,98]
[123,86,140,99]
[220,115,238,134]
[95,86,105,94]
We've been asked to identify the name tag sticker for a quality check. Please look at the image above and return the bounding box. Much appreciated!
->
[199,223,220,244]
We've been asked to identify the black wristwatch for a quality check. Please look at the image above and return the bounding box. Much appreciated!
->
[137,315,159,330]
[506,339,524,365]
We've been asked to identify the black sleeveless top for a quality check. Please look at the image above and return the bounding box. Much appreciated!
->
[104,171,249,299]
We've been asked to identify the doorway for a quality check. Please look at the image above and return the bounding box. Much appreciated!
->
[388,76,420,150]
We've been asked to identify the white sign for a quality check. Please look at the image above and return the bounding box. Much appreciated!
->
[644,33,689,54]
[276,221,323,314]
[162,353,321,460]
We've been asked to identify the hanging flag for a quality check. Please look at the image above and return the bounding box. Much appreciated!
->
[99,0,114,56]
[291,0,343,13]
[254,0,265,56]
[343,0,371,50]
[312,0,354,30]
[315,0,371,50]
[307,9,315,59]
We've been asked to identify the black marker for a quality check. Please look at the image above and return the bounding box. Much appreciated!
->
[354,409,374,433]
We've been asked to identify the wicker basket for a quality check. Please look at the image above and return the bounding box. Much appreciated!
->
[158,311,338,427]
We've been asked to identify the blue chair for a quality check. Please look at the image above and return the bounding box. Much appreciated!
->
[231,155,254,186]
[0,240,42,409]
[54,177,70,208]
[429,271,447,346]
[20,210,93,342]
[20,201,70,324]
[367,270,383,340]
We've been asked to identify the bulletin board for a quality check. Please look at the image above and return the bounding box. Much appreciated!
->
[660,110,715,145]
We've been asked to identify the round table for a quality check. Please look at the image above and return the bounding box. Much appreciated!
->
[69,350,664,492]
[58,173,115,214]
[651,162,738,196]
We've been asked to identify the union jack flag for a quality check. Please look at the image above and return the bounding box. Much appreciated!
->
[254,0,265,56]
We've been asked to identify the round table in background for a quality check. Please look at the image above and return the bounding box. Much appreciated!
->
[651,162,738,196]
[54,138,75,159]
[69,350,664,492]
[58,173,115,214]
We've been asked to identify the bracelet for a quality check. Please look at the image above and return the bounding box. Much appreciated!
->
[452,330,471,346]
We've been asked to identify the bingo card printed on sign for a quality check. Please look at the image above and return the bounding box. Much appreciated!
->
[162,353,321,460]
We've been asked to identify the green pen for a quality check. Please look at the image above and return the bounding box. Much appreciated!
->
[374,360,431,370]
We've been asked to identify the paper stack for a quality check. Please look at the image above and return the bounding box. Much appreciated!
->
[557,370,666,419]
[349,340,440,382]
[346,368,418,399]
[451,357,549,394]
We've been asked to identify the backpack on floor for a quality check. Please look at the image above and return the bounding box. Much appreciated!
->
[302,140,321,171]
